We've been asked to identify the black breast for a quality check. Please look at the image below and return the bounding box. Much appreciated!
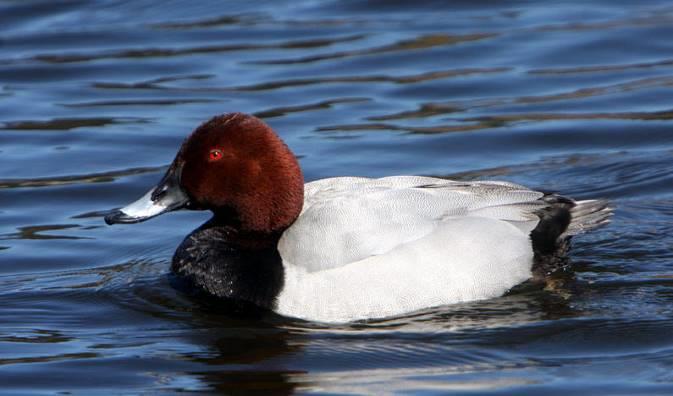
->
[170,222,284,310]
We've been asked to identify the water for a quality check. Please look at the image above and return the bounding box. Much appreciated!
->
[2,0,673,393]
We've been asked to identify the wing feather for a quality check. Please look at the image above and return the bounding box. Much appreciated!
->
[278,176,545,272]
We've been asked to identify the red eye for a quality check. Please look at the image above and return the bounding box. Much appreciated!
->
[209,149,223,161]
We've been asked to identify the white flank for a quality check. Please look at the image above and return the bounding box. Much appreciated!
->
[275,176,544,323]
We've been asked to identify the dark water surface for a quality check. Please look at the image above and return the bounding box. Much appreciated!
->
[2,0,673,394]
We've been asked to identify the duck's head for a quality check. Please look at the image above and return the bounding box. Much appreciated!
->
[105,113,304,234]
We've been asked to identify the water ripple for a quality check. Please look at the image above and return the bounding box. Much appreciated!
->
[252,33,497,65]
[13,35,366,64]
[0,166,163,189]
[0,117,149,131]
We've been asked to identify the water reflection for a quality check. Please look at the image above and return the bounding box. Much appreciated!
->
[134,280,579,393]
[178,319,301,395]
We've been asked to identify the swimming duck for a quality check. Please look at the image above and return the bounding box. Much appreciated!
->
[105,113,611,323]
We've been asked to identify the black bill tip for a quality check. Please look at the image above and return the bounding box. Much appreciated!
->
[104,209,145,225]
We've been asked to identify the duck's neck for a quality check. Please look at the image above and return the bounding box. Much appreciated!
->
[170,218,284,310]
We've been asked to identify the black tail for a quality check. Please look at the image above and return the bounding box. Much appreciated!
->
[531,194,612,276]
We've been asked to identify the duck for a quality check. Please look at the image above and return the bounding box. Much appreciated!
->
[105,112,612,323]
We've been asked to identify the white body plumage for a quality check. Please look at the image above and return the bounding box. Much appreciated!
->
[276,176,546,323]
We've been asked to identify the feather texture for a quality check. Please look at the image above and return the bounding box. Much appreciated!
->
[276,176,547,322]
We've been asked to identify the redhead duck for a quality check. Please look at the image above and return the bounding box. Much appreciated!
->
[105,113,612,323]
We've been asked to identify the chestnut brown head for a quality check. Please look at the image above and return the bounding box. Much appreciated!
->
[105,113,304,234]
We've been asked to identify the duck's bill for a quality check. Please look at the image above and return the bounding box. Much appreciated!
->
[105,166,189,225]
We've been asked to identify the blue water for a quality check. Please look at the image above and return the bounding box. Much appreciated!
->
[2,0,673,394]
